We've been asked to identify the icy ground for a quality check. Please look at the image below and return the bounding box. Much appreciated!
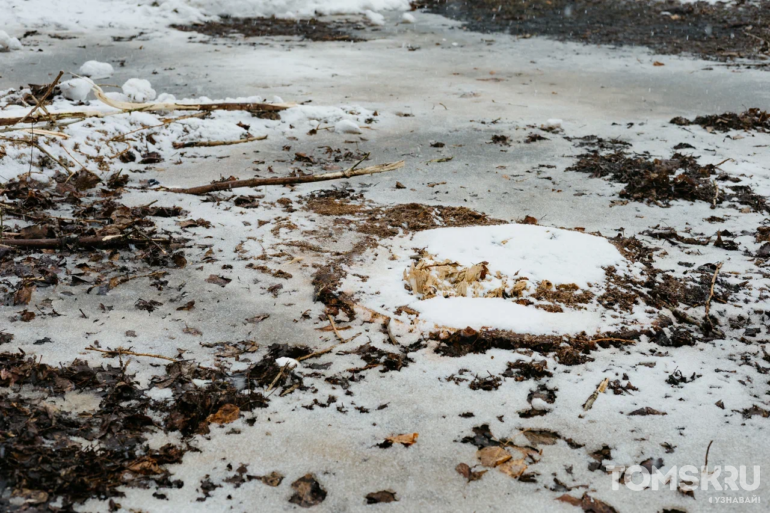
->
[1,5,770,513]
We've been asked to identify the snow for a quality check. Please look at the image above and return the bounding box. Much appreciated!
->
[335,119,363,134]
[3,0,411,32]
[411,224,624,288]
[544,118,563,129]
[0,30,23,51]
[413,296,604,334]
[341,224,655,335]
[187,0,410,19]
[59,78,94,102]
[365,9,386,25]
[402,12,416,23]
[275,357,301,369]
[122,78,157,102]
[78,60,114,79]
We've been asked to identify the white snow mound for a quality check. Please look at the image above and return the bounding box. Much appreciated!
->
[0,30,22,51]
[122,78,157,102]
[79,60,114,79]
[335,119,363,134]
[59,78,94,102]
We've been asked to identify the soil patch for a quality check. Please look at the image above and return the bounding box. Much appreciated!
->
[671,108,770,133]
[422,0,770,64]
[172,16,364,42]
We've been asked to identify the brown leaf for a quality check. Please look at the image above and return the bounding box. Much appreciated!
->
[183,326,202,336]
[653,61,665,66]
[257,471,284,487]
[365,490,398,504]
[73,169,102,191]
[395,181,406,189]
[628,407,667,416]
[246,314,270,324]
[289,474,327,508]
[206,275,231,287]
[127,457,163,475]
[557,493,618,513]
[476,446,512,467]
[13,285,35,306]
[385,433,419,447]
[455,463,487,482]
[176,300,195,311]
[497,458,528,479]
[523,430,560,446]
[520,215,538,225]
[206,404,240,425]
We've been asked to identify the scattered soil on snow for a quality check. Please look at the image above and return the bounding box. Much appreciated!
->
[172,16,365,42]
[423,0,770,64]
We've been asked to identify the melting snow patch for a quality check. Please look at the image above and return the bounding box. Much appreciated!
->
[342,224,652,335]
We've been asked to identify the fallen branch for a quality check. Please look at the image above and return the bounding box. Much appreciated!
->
[0,83,294,128]
[86,346,178,362]
[172,134,267,149]
[169,160,405,195]
[0,234,173,249]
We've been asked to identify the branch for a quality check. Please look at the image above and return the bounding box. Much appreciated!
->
[0,234,174,249]
[169,160,405,195]
[172,134,267,149]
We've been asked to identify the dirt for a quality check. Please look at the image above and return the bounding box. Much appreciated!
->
[671,108,770,133]
[422,0,770,64]
[568,149,770,212]
[172,16,364,42]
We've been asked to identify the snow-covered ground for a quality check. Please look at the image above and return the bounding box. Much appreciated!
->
[1,3,770,513]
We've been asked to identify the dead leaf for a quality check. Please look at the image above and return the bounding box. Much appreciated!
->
[289,474,327,508]
[556,493,618,513]
[455,463,487,482]
[13,285,35,306]
[497,458,528,479]
[183,326,202,336]
[127,457,163,475]
[653,61,665,66]
[246,314,270,324]
[177,301,195,311]
[523,430,560,446]
[628,407,667,416]
[206,275,231,287]
[365,490,398,504]
[477,446,512,467]
[385,433,419,447]
[257,471,284,487]
[206,404,240,425]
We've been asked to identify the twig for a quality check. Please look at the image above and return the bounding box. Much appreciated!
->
[16,71,64,126]
[86,346,178,362]
[704,440,714,469]
[170,160,405,195]
[326,314,345,342]
[582,377,609,411]
[705,262,723,327]
[297,333,362,362]
[344,152,370,177]
[0,234,173,249]
[172,135,267,149]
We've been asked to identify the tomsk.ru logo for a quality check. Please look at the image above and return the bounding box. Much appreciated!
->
[606,465,761,492]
